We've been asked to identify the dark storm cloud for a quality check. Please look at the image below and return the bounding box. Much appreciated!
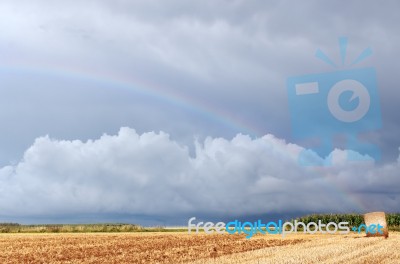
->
[0,0,399,223]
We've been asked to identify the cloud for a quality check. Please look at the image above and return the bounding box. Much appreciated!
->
[0,127,398,221]
[0,1,400,224]
[0,0,400,165]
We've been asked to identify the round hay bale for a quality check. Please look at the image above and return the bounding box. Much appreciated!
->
[363,212,388,238]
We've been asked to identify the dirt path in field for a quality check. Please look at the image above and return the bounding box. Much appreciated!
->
[0,232,398,263]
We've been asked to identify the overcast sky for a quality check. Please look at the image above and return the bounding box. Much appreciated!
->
[0,0,399,225]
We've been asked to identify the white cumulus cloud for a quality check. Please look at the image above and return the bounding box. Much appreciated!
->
[0,127,399,221]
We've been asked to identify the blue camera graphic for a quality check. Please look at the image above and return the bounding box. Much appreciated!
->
[287,38,382,166]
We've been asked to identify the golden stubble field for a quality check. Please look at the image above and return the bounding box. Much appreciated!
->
[0,232,398,263]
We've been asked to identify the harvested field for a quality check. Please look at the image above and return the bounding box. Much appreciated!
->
[0,232,398,263]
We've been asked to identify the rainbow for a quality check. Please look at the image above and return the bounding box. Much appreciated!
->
[2,63,266,137]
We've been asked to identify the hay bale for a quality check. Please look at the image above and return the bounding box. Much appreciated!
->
[363,212,388,238]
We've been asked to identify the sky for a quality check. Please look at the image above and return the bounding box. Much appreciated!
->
[0,0,399,225]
